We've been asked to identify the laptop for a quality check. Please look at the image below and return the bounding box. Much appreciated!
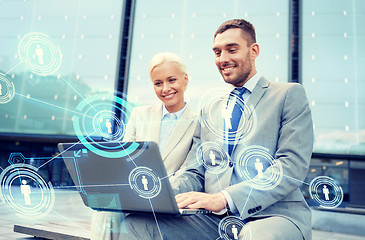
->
[58,141,211,216]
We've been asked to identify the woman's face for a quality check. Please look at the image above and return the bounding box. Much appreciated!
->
[151,61,188,113]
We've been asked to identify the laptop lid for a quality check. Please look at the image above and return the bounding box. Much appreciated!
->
[58,141,182,215]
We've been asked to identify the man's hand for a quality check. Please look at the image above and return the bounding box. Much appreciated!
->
[175,191,227,212]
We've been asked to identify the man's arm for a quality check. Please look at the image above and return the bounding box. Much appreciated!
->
[226,83,314,218]
[170,113,206,194]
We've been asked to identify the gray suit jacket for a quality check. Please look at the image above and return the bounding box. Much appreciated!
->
[173,77,314,240]
[124,103,198,175]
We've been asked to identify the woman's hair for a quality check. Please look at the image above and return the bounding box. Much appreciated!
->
[149,52,187,76]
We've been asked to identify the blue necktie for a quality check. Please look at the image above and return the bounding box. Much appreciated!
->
[227,87,246,156]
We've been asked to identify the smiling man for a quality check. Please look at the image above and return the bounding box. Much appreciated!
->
[120,19,314,240]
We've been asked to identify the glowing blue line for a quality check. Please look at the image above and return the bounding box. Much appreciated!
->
[118,142,138,168]
[15,92,93,118]
[58,72,97,111]
[51,210,92,237]
[283,174,310,186]
[149,198,163,240]
[240,188,253,219]
[161,174,174,181]
[215,173,229,213]
[53,183,130,189]
[72,156,85,194]
[37,132,95,169]
[160,160,199,181]
[24,157,65,160]
[5,62,22,76]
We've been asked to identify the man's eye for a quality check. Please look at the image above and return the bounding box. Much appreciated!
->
[154,82,162,86]
[229,49,237,53]
[169,78,176,82]
[214,51,221,56]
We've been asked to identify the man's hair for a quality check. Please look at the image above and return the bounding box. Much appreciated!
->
[214,19,256,45]
[149,52,187,76]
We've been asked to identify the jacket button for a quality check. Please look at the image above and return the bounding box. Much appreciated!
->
[229,162,233,167]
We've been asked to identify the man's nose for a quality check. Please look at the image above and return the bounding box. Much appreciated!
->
[219,51,230,64]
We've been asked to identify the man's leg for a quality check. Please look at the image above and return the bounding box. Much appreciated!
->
[239,216,303,240]
[119,213,223,240]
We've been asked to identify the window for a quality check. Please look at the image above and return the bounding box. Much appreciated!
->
[127,0,290,111]
[302,0,365,155]
[0,0,124,136]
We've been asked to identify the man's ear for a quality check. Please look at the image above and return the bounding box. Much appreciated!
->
[251,43,260,60]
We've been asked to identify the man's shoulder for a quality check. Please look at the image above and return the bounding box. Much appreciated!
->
[267,80,302,89]
[265,80,304,94]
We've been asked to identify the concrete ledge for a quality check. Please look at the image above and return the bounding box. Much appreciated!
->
[313,206,365,215]
[312,208,365,236]
[14,222,90,240]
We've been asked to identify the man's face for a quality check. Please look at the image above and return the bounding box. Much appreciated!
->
[213,28,258,87]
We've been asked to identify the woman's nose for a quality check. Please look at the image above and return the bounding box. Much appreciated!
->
[162,83,171,92]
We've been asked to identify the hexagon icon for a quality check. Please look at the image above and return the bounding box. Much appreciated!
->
[8,153,26,166]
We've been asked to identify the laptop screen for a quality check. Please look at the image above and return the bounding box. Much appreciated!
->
[58,141,181,215]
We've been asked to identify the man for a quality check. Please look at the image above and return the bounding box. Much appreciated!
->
[121,19,313,240]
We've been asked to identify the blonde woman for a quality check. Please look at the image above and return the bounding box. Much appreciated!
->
[91,52,197,240]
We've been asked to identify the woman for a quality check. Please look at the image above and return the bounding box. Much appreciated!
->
[123,52,197,175]
[90,52,197,240]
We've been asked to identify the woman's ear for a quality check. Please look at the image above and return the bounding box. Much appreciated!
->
[184,73,189,91]
[184,73,189,84]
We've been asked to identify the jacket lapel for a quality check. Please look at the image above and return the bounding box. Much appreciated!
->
[231,77,269,153]
[149,104,162,144]
[246,77,269,111]
[161,105,195,159]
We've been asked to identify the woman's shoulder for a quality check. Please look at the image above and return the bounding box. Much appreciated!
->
[129,104,162,119]
[132,103,161,112]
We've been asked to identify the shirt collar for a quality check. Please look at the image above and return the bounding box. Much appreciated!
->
[227,71,262,93]
[243,72,261,93]
[161,103,187,120]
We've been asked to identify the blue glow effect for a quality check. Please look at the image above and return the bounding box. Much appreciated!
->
[73,92,138,158]
[18,32,62,76]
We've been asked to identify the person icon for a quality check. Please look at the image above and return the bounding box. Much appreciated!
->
[254,158,264,178]
[221,98,235,130]
[222,108,232,130]
[323,185,330,201]
[35,45,44,65]
[105,119,112,134]
[209,150,216,166]
[141,175,149,190]
[231,224,239,240]
[20,179,32,205]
